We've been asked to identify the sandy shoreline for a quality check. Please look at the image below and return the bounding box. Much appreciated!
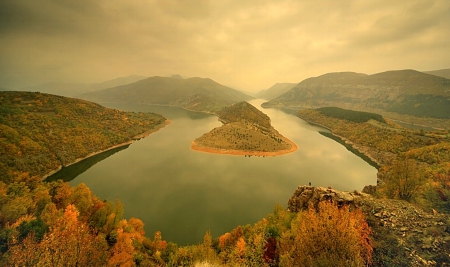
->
[42,119,171,180]
[191,134,298,157]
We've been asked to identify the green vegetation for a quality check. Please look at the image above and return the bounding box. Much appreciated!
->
[263,69,450,129]
[316,107,385,123]
[0,91,166,183]
[297,108,450,212]
[387,94,450,119]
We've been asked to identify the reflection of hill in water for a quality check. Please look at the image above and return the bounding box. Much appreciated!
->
[184,109,215,120]
[45,145,129,182]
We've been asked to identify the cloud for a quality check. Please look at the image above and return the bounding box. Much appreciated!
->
[0,0,449,91]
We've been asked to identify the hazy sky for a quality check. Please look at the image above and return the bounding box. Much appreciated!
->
[1,0,449,92]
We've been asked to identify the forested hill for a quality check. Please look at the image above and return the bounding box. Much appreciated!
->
[0,91,167,183]
[218,101,271,129]
[316,107,385,123]
[262,69,450,128]
[80,76,253,114]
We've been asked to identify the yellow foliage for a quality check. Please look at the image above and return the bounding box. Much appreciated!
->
[280,202,372,267]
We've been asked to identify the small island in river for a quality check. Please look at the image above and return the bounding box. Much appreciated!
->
[191,101,297,156]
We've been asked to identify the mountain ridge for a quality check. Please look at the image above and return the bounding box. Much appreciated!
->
[262,69,450,128]
[80,76,253,114]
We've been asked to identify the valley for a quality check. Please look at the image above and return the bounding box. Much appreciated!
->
[2,69,450,266]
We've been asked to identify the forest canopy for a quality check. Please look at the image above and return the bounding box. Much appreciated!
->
[316,107,385,123]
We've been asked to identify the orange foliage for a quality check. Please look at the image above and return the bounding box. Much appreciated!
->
[236,237,246,256]
[219,232,231,249]
[280,202,373,267]
[6,204,107,267]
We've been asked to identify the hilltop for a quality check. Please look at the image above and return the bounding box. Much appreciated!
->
[262,69,450,129]
[192,101,297,156]
[80,76,253,114]
[0,91,168,183]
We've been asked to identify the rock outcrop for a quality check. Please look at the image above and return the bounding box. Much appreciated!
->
[287,186,450,266]
[287,185,367,212]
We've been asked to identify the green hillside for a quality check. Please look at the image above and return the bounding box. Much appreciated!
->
[80,76,253,114]
[316,107,385,123]
[0,91,166,183]
[262,70,450,127]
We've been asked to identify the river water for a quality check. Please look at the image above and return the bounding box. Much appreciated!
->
[66,99,377,245]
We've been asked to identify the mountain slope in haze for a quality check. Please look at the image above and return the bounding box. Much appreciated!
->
[20,75,146,97]
[262,70,450,126]
[256,82,297,100]
[80,76,253,114]
[192,101,296,156]
[0,91,167,182]
[424,68,450,80]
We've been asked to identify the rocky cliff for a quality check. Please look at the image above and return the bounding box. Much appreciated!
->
[288,186,450,266]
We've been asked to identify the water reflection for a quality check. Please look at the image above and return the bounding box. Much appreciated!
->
[67,100,377,245]
[45,145,129,182]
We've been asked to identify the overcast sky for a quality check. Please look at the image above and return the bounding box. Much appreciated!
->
[1,0,449,92]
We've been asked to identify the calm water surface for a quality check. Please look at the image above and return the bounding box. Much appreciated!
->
[68,99,377,245]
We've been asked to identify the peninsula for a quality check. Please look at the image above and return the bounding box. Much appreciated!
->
[192,101,297,156]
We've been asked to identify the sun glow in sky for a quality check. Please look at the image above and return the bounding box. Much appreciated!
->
[1,0,449,92]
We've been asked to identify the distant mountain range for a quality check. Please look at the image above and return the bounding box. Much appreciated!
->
[424,68,450,80]
[19,75,147,97]
[262,70,450,122]
[80,76,253,114]
[256,83,297,100]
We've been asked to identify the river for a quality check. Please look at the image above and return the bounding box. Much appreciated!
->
[61,99,377,245]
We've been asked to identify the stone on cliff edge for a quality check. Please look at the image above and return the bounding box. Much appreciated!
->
[287,186,369,212]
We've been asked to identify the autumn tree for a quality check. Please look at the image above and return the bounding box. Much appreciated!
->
[279,201,373,267]
[6,204,107,267]
[383,158,423,201]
